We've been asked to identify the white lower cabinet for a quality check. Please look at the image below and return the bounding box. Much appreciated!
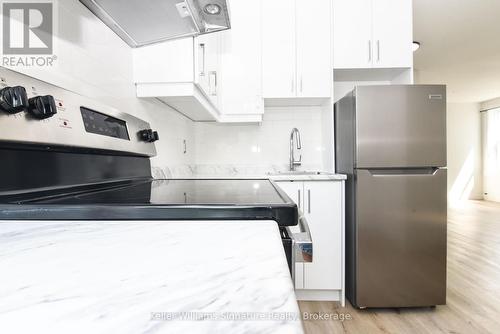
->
[276,180,345,305]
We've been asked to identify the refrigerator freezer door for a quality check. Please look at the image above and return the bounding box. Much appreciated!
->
[354,168,447,308]
[355,85,447,168]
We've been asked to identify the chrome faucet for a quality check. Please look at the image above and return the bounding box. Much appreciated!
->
[289,128,302,171]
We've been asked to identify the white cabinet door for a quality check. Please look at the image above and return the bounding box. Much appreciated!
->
[133,38,194,83]
[195,33,220,106]
[275,181,304,211]
[218,0,263,115]
[296,0,332,98]
[262,0,296,98]
[372,0,413,68]
[275,181,304,289]
[333,0,373,69]
[303,181,342,290]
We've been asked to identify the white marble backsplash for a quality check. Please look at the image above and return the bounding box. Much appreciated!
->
[151,165,195,179]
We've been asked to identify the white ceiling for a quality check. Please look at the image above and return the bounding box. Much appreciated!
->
[413,0,500,103]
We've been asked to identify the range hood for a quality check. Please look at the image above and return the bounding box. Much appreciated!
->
[79,0,230,47]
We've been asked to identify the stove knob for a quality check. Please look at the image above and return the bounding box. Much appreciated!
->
[139,129,160,142]
[27,95,58,119]
[152,131,159,142]
[0,86,28,113]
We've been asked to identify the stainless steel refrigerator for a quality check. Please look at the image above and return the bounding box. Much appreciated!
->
[335,85,447,308]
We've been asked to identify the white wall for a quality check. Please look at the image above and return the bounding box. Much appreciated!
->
[447,103,483,204]
[3,0,194,172]
[193,106,329,174]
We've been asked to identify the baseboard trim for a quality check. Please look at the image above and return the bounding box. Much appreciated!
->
[295,289,343,304]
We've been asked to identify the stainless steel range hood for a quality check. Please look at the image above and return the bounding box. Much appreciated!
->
[79,0,230,47]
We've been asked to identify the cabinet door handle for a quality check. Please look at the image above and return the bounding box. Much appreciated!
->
[298,189,301,209]
[209,71,217,96]
[307,189,311,214]
[368,40,372,62]
[214,71,217,95]
[300,76,303,93]
[377,40,380,62]
[199,43,206,76]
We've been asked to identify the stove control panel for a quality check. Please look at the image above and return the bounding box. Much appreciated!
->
[0,68,157,157]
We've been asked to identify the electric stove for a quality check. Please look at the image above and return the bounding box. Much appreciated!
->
[0,68,306,276]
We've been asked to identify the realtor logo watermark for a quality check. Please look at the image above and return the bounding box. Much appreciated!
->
[1,0,56,66]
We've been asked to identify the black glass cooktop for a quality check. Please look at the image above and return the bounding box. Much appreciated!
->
[0,179,298,226]
[31,179,289,205]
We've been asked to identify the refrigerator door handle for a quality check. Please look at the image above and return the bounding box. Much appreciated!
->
[366,168,441,176]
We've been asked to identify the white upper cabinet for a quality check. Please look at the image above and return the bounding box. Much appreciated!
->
[195,33,221,107]
[133,0,264,123]
[133,38,195,84]
[133,30,221,99]
[332,0,373,69]
[296,0,333,98]
[372,0,413,68]
[262,0,333,103]
[333,0,413,69]
[216,0,264,120]
[262,0,296,99]
[133,36,222,121]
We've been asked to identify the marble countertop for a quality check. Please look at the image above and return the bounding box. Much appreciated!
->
[153,165,347,181]
[0,221,303,334]
[268,173,347,181]
[183,173,347,181]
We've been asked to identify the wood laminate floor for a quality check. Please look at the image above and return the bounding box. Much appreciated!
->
[299,200,500,334]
